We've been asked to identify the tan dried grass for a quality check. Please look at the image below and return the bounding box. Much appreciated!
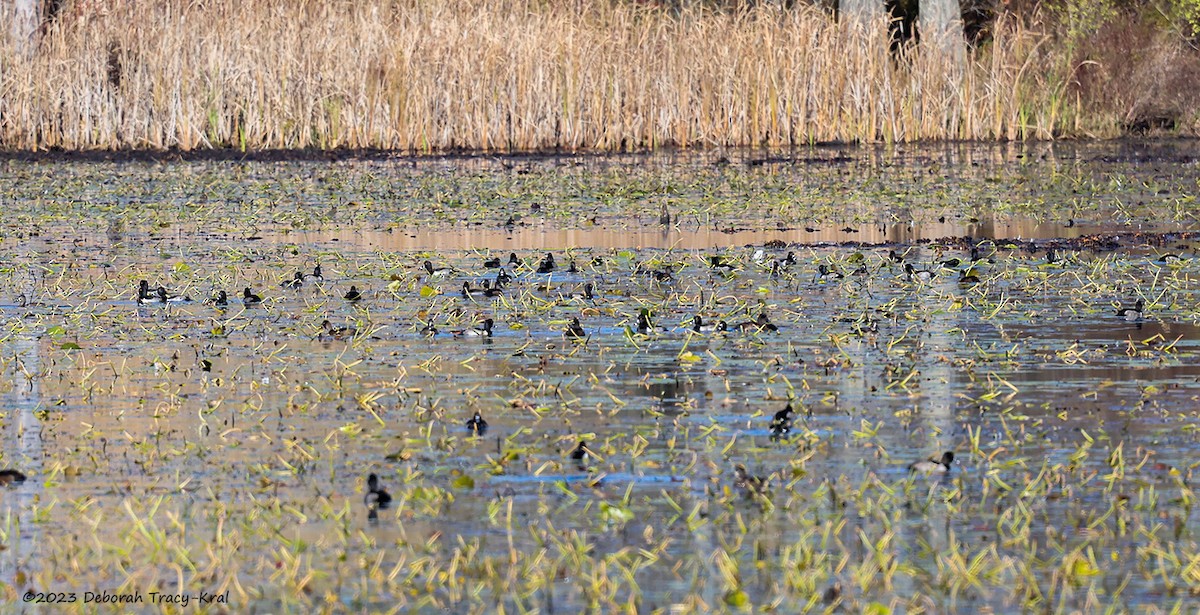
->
[0,0,1074,151]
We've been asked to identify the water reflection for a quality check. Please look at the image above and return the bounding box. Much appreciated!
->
[248,216,1198,252]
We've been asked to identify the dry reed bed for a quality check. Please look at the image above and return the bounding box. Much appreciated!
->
[0,0,1068,151]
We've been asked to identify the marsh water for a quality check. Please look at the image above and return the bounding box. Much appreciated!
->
[1,140,1199,613]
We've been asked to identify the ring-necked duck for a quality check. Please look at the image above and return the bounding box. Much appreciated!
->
[733,312,778,333]
[570,440,593,469]
[888,250,904,263]
[466,411,488,435]
[309,264,324,282]
[155,287,191,304]
[958,269,980,285]
[462,281,485,299]
[281,272,304,289]
[496,268,513,285]
[536,253,556,274]
[0,469,27,485]
[1117,298,1144,320]
[815,264,843,283]
[242,287,263,307]
[213,290,228,307]
[364,473,392,518]
[733,464,769,499]
[709,255,735,272]
[769,403,793,439]
[138,281,185,305]
[452,318,494,338]
[320,319,356,341]
[344,286,363,302]
[508,253,522,268]
[569,282,594,301]
[635,310,653,335]
[424,260,452,278]
[461,281,501,299]
[483,256,501,268]
[564,317,586,340]
[909,451,954,474]
[692,315,728,334]
[139,286,165,305]
[481,281,504,298]
[164,287,189,303]
[905,263,933,282]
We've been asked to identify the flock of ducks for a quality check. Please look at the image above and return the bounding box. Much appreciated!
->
[103,243,1170,514]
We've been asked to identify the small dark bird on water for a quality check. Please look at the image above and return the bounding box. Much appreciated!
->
[814,264,843,283]
[1118,298,1144,320]
[536,253,556,274]
[364,473,392,519]
[905,263,933,282]
[692,315,728,334]
[909,451,955,474]
[823,582,843,605]
[281,271,304,289]
[242,288,262,307]
[462,281,487,299]
[466,411,489,436]
[483,256,501,268]
[213,290,228,307]
[769,403,794,439]
[309,264,324,282]
[564,317,586,340]
[734,464,770,500]
[709,255,735,271]
[320,319,356,341]
[423,260,451,278]
[344,286,362,302]
[570,282,594,301]
[452,317,494,338]
[635,310,653,335]
[571,440,593,469]
[0,469,27,486]
[733,312,777,333]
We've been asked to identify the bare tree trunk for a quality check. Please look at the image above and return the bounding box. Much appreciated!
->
[919,0,965,64]
[839,0,882,26]
[8,0,40,55]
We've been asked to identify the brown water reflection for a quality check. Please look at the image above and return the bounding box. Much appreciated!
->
[279,218,1195,251]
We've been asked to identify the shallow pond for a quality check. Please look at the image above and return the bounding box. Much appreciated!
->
[1,141,1199,613]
